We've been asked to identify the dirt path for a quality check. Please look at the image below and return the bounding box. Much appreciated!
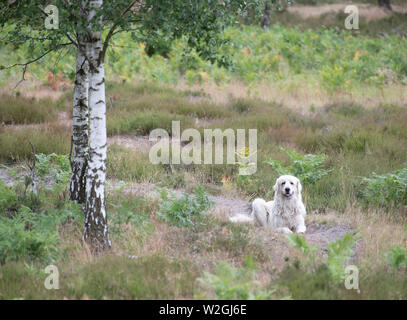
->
[0,163,359,266]
[107,179,355,249]
[105,135,358,249]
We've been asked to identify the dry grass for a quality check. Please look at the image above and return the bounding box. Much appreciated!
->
[0,94,58,125]
[308,208,407,270]
[288,3,407,21]
[46,201,407,299]
[175,79,407,115]
[0,125,71,162]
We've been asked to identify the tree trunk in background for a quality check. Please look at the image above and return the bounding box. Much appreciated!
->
[82,0,111,253]
[378,0,392,11]
[261,1,271,30]
[70,38,89,204]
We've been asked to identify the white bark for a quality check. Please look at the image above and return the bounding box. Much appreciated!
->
[82,0,111,252]
[70,39,89,204]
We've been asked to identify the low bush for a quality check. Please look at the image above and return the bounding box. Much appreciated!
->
[385,246,407,270]
[286,233,355,284]
[107,192,153,240]
[195,256,276,300]
[362,168,407,209]
[157,186,213,228]
[267,148,332,186]
[0,192,82,264]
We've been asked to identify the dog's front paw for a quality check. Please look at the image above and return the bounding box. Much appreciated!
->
[296,225,306,234]
[280,227,293,234]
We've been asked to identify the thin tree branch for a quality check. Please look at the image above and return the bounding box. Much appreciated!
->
[37,5,78,48]
[66,33,79,48]
[2,42,73,88]
[111,24,142,37]
[100,0,140,63]
[13,65,28,89]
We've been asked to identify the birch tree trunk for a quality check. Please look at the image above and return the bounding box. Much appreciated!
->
[70,38,89,204]
[82,0,111,252]
[261,1,271,30]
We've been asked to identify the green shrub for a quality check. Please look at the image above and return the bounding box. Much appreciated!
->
[385,246,407,270]
[195,256,276,300]
[0,178,83,264]
[362,168,407,209]
[278,263,344,300]
[0,180,19,215]
[267,148,332,185]
[0,177,44,215]
[34,153,71,187]
[107,193,153,239]
[286,233,355,283]
[0,202,82,264]
[1,153,71,208]
[286,233,317,256]
[157,186,213,228]
[326,234,356,283]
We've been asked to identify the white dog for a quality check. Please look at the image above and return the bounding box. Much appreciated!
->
[230,175,306,234]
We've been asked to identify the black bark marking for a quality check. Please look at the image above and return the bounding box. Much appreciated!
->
[96,78,105,86]
[69,159,88,204]
[83,174,111,254]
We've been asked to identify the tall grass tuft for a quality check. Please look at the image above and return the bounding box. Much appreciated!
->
[0,95,57,124]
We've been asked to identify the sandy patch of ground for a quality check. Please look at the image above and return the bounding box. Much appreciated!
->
[107,135,155,153]
[107,179,355,251]
[0,167,15,186]
[1,111,72,131]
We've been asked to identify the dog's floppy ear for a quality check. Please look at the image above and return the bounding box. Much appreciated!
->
[296,178,302,194]
[273,177,280,192]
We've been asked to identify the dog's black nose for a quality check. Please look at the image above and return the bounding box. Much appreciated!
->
[285,188,290,193]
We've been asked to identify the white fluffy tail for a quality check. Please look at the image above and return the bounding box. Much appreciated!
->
[229,213,253,223]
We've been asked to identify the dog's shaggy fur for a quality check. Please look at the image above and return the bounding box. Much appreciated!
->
[230,175,306,234]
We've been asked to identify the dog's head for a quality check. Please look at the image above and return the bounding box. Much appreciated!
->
[273,175,302,200]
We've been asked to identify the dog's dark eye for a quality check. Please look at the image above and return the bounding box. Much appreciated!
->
[290,182,294,185]
[282,182,285,185]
